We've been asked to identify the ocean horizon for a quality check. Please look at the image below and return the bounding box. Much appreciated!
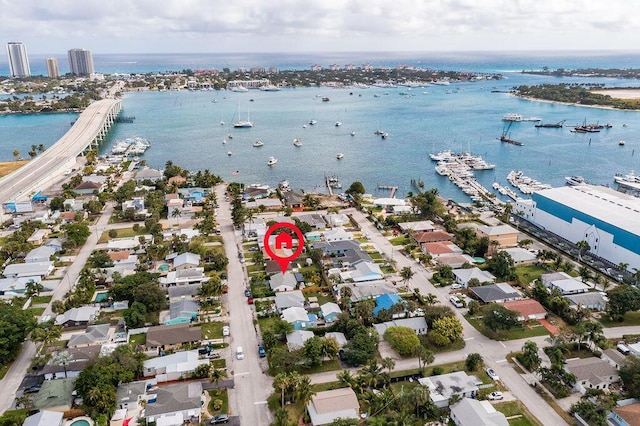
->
[2,51,640,203]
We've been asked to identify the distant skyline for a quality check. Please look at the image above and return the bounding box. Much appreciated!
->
[1,0,639,54]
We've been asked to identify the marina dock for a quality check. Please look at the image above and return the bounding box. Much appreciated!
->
[377,185,398,198]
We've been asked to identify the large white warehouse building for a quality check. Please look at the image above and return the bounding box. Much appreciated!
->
[515,185,640,270]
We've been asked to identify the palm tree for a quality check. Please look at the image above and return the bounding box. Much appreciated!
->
[171,208,182,226]
[210,368,227,390]
[273,373,291,407]
[273,407,291,426]
[576,240,590,261]
[409,385,430,418]
[295,375,315,407]
[24,280,44,298]
[360,360,383,389]
[423,293,438,306]
[339,286,352,310]
[618,262,629,273]
[400,266,414,288]
[336,370,354,388]
[381,357,396,375]
[54,350,73,378]
[414,345,435,374]
[12,150,20,161]
[37,144,45,153]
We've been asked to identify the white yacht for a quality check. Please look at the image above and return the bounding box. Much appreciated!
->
[309,119,318,125]
[253,140,264,147]
[335,121,342,127]
[267,156,278,166]
[227,151,232,156]
[293,138,302,147]
[565,176,585,186]
[336,153,344,159]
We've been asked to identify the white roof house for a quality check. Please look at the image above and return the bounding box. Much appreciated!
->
[25,246,57,263]
[418,371,481,408]
[397,220,435,233]
[0,276,43,299]
[269,272,298,292]
[22,410,64,426]
[275,290,305,312]
[306,387,360,426]
[372,317,428,340]
[107,235,153,251]
[320,302,342,323]
[541,272,590,295]
[450,398,508,426]
[324,213,350,228]
[55,306,101,326]
[286,330,314,351]
[339,260,383,283]
[323,228,353,242]
[372,198,407,207]
[281,307,311,324]
[336,280,398,302]
[453,267,496,288]
[159,268,207,288]
[502,247,538,264]
[324,332,348,347]
[143,350,209,378]
[3,261,54,278]
[173,252,200,270]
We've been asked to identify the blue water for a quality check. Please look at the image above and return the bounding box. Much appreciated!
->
[2,51,640,202]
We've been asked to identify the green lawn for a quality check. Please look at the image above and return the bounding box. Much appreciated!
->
[26,307,45,317]
[494,401,542,426]
[98,227,146,243]
[246,263,265,274]
[599,311,640,327]
[207,389,229,416]
[31,295,52,304]
[0,360,12,380]
[257,316,282,333]
[369,252,383,260]
[129,333,146,346]
[211,358,226,369]
[515,264,548,286]
[303,292,334,305]
[296,359,342,375]
[389,236,411,246]
[465,315,550,340]
[201,322,226,340]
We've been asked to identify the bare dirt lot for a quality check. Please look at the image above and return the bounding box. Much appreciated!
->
[590,89,640,100]
[0,160,28,178]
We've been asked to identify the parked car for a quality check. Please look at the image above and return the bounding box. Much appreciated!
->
[236,346,244,360]
[210,414,229,424]
[258,345,267,358]
[449,296,464,308]
[244,288,252,297]
[450,283,462,290]
[488,391,503,400]
[486,368,499,381]
[222,325,230,336]
[247,297,254,305]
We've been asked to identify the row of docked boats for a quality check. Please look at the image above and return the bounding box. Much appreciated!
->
[614,171,640,191]
[429,150,496,170]
[111,137,151,156]
[507,170,551,195]
[430,150,498,203]
[492,182,518,200]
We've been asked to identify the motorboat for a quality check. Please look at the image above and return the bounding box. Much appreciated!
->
[293,138,302,147]
[565,176,585,186]
[309,119,317,125]
[253,140,264,147]
[321,97,330,102]
[278,180,291,191]
[336,153,344,159]
[335,121,342,127]
[619,140,626,146]
[350,131,356,136]
[502,113,523,122]
[267,156,278,166]
[227,151,232,156]
[222,139,227,144]
[614,171,640,190]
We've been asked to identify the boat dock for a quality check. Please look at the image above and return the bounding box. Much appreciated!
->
[325,175,334,196]
[377,185,398,198]
[410,178,424,194]
[507,171,552,195]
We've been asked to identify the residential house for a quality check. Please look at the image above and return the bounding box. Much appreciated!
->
[164,299,199,325]
[422,241,463,259]
[297,213,327,229]
[339,260,383,283]
[244,198,283,210]
[108,251,139,269]
[172,252,200,270]
[373,293,405,317]
[453,267,496,288]
[146,324,202,354]
[107,235,153,251]
[134,167,164,183]
[628,342,640,357]
[325,332,348,348]
[3,262,54,278]
[323,228,353,242]
[281,306,317,330]
[413,230,454,245]
[168,175,187,186]
[44,238,65,252]
[269,272,298,292]
[83,174,108,186]
[26,228,50,245]
[450,398,508,426]
[116,380,149,411]
[67,323,111,348]
[436,254,477,269]
[41,346,100,380]
[265,259,294,274]
[143,350,209,381]
[63,199,84,212]
[32,377,76,412]
[609,402,640,426]
[541,272,590,295]
[502,299,547,321]
[122,197,149,217]
[159,268,208,289]
[372,198,406,208]
[320,302,342,323]
[503,247,538,265]
[284,190,305,210]
[336,280,398,302]
[55,306,100,327]
[567,292,607,311]
[565,357,620,393]
[324,213,350,228]
[470,283,521,304]
[22,410,64,426]
[275,290,305,312]
[243,184,271,200]
[306,387,360,426]
[0,276,44,299]
[397,220,435,233]
[144,382,203,425]
[473,224,519,250]
[25,246,56,263]
[418,371,481,408]
[161,228,201,242]
[178,187,208,204]
[286,330,315,351]
[74,180,103,195]
[602,349,627,370]
[372,317,428,339]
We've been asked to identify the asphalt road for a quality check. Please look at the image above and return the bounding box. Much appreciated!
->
[215,185,273,426]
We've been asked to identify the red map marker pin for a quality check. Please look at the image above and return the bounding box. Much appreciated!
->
[263,222,305,274]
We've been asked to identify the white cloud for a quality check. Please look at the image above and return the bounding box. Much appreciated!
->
[1,0,640,53]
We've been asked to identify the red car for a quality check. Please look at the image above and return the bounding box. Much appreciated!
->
[247,298,254,305]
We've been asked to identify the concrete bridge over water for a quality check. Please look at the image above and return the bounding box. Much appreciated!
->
[0,98,121,208]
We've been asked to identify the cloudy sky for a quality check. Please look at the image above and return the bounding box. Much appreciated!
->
[2,0,639,54]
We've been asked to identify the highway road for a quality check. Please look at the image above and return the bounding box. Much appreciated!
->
[0,99,120,205]
[216,185,273,426]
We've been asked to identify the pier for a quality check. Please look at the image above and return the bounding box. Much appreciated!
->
[325,175,334,196]
[410,178,425,194]
[0,99,122,206]
[377,185,398,198]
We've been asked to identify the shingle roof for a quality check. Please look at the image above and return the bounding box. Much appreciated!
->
[144,382,202,417]
[470,283,520,303]
[146,324,201,347]
[502,299,546,318]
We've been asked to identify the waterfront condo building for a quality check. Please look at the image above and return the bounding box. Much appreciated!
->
[6,42,31,77]
[67,48,95,76]
[46,57,60,78]
[515,184,640,271]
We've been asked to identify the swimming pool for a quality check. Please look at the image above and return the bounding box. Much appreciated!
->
[158,263,170,272]
[94,292,108,302]
[70,420,91,426]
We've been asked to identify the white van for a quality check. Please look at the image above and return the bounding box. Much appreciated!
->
[236,346,244,360]
[617,343,631,355]
[449,296,464,308]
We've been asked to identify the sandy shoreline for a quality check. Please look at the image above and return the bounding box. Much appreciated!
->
[590,88,640,100]
[512,93,640,112]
